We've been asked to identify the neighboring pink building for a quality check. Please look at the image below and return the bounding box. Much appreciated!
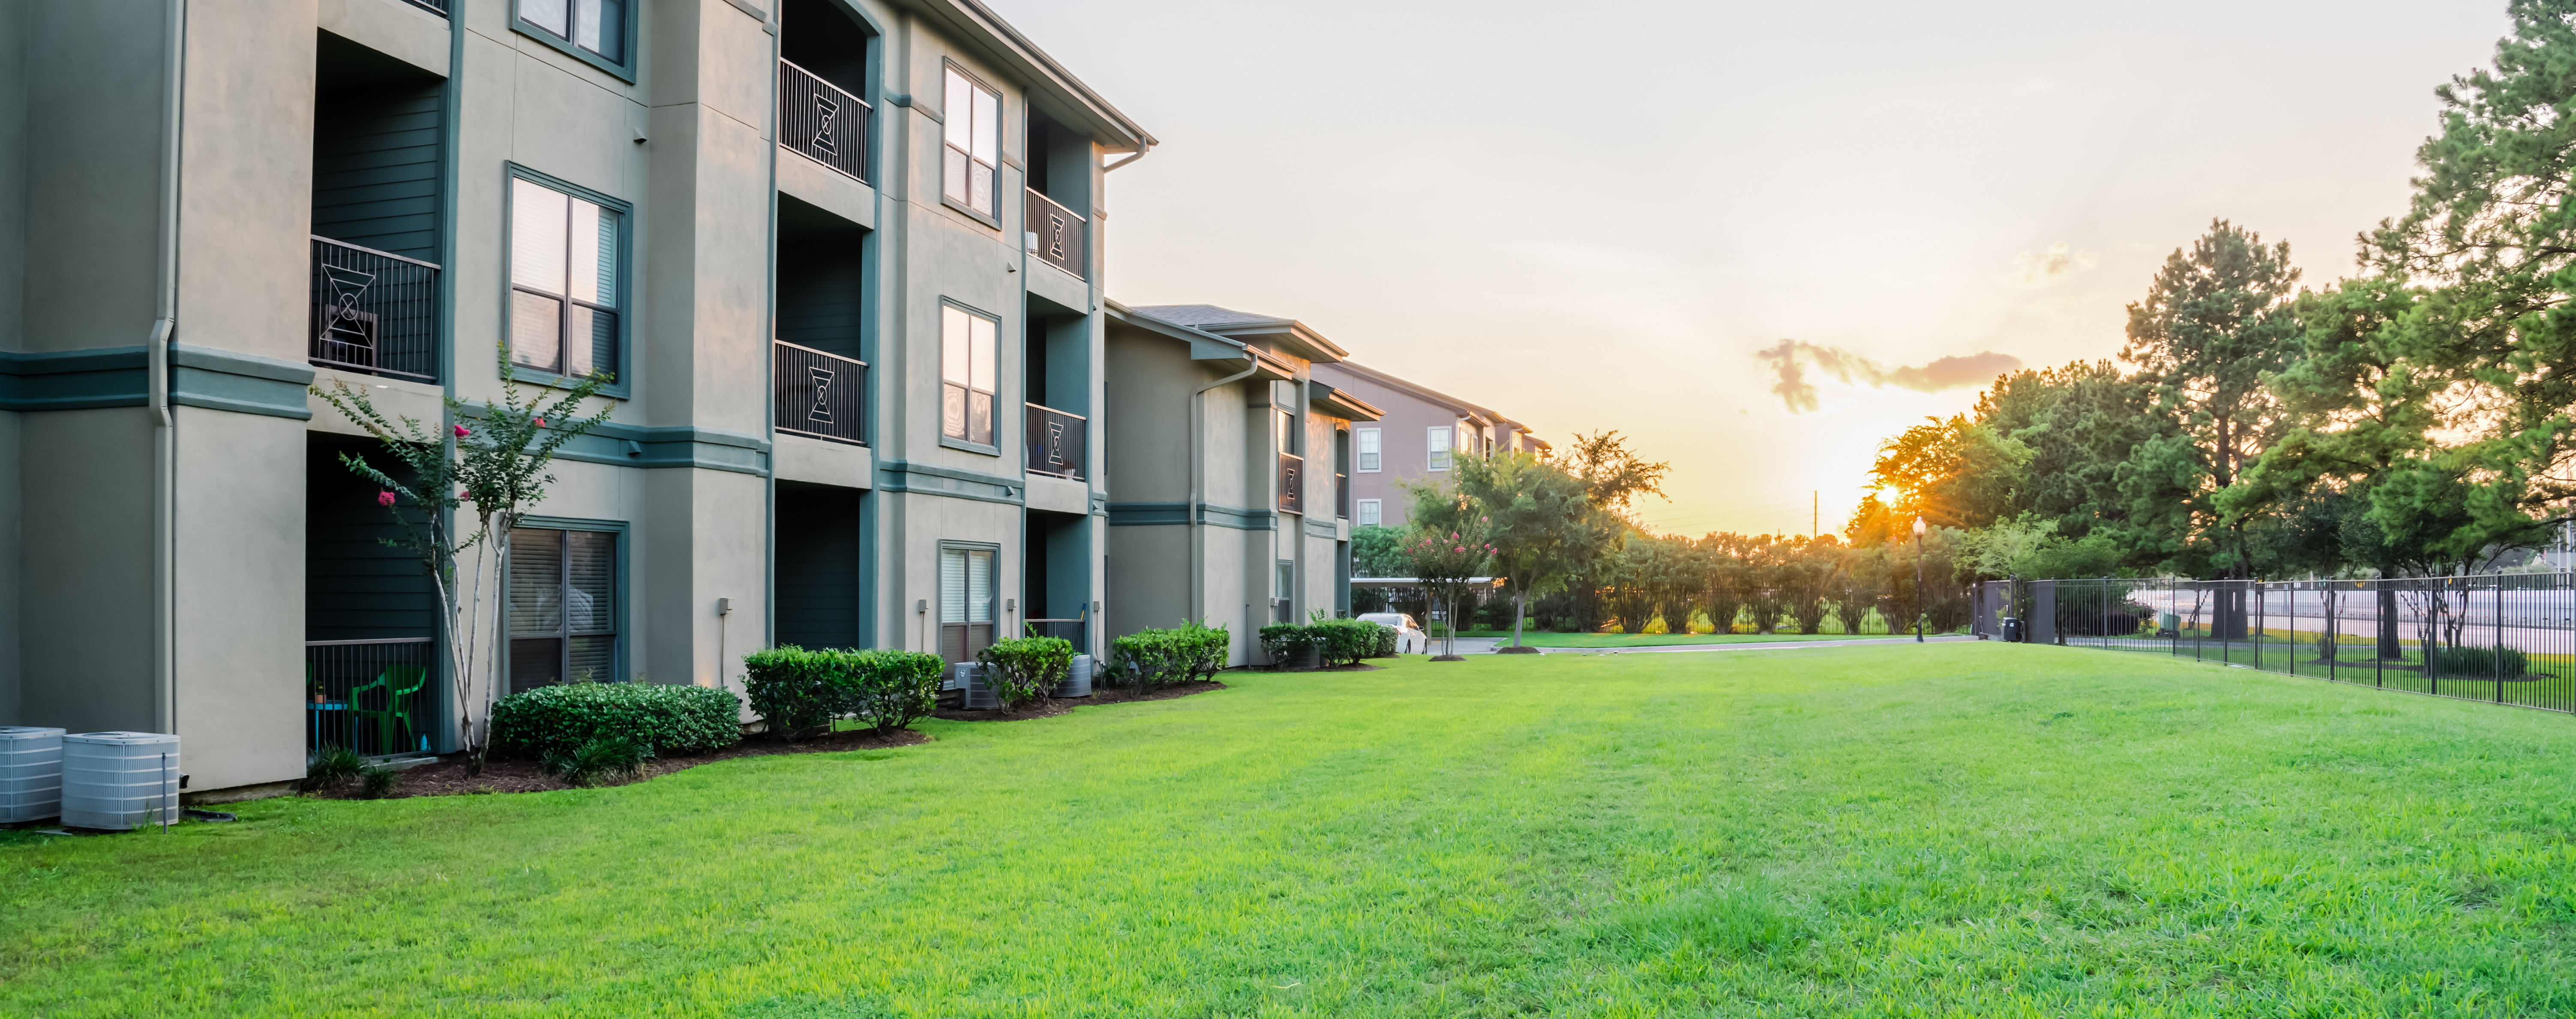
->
[1310,361,1547,539]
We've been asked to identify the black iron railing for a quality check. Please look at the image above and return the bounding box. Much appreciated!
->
[1025,188,1087,280]
[307,638,437,758]
[310,237,439,383]
[780,59,870,183]
[2025,574,2576,715]
[403,0,448,14]
[1278,453,1304,514]
[1025,403,1086,480]
[774,341,867,444]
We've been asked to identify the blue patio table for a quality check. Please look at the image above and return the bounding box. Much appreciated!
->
[309,701,349,753]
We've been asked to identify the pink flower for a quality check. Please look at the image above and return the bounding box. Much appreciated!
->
[534,417,547,428]
[458,490,472,501]
[1454,546,1465,553]
[376,491,396,507]
[454,424,471,438]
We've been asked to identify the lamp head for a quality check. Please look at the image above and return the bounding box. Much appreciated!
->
[1912,516,1927,537]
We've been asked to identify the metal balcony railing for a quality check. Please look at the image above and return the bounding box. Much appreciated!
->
[780,59,870,183]
[1278,452,1304,515]
[307,638,436,758]
[774,341,867,445]
[1025,188,1088,280]
[1025,402,1086,480]
[402,0,448,14]
[310,237,440,383]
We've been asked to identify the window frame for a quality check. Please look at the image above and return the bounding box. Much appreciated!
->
[1356,498,1382,527]
[938,541,1002,665]
[1355,426,1380,473]
[501,516,629,695]
[1426,425,1453,472]
[502,164,632,398]
[939,62,1003,228]
[937,300,1000,453]
[511,0,639,82]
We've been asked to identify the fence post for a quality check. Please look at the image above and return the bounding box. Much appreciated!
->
[2495,574,2506,704]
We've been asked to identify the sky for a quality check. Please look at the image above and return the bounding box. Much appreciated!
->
[989,0,2517,538]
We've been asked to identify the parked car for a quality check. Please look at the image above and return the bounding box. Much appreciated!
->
[1357,612,1428,655]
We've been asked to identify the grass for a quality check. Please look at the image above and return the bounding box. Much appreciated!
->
[1461,630,1921,647]
[8,644,2576,1016]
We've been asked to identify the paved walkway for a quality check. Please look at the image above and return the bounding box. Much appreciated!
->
[1442,635,1981,655]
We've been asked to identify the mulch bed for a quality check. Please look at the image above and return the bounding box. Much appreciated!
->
[301,727,934,800]
[934,680,1230,722]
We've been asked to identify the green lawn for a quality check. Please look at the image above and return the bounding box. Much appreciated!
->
[1462,630,1927,647]
[8,644,2576,1016]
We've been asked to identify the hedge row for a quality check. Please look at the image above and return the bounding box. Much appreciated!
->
[490,681,743,761]
[978,636,1076,710]
[741,645,948,740]
[1257,617,1397,670]
[1106,621,1230,689]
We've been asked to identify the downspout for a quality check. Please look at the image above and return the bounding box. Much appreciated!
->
[149,0,190,736]
[1188,357,1258,629]
[1102,142,1150,174]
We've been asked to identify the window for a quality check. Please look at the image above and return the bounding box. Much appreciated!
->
[1277,560,1295,600]
[510,176,622,381]
[507,526,617,693]
[941,305,997,445]
[1427,426,1453,472]
[1356,427,1380,473]
[939,545,996,664]
[516,0,633,77]
[1356,498,1382,527]
[1278,409,1299,456]
[942,66,1000,220]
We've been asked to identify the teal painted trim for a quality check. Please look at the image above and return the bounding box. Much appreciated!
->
[938,436,1000,457]
[509,0,639,82]
[170,344,317,421]
[0,347,147,410]
[0,345,312,419]
[877,459,1023,506]
[1104,501,1273,530]
[455,406,770,474]
[1301,515,1339,539]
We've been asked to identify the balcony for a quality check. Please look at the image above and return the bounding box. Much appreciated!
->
[307,638,435,758]
[1026,403,1087,480]
[1278,452,1304,515]
[1025,188,1088,280]
[780,59,870,183]
[774,341,867,445]
[310,236,440,384]
[402,0,447,13]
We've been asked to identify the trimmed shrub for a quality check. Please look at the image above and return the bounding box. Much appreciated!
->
[1109,621,1231,689]
[489,681,742,761]
[1259,623,1316,671]
[831,650,947,732]
[2435,643,2528,678]
[741,645,845,740]
[1311,618,1385,666]
[302,745,366,793]
[545,735,650,787]
[978,636,1075,711]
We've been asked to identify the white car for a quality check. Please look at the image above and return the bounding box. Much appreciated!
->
[1358,612,1429,655]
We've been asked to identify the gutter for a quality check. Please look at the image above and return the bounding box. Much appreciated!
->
[149,0,189,736]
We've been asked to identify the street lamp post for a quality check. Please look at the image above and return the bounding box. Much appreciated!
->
[1912,516,1927,643]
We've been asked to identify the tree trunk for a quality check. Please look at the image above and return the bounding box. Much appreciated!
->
[1511,585,1527,648]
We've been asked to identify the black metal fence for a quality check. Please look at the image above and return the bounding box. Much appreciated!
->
[1025,403,1086,480]
[402,0,447,14]
[1025,618,1087,654]
[774,341,867,444]
[1025,188,1087,280]
[310,237,440,383]
[2006,575,2576,715]
[307,638,437,758]
[780,60,869,182]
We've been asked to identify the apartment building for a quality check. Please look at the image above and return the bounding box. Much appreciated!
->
[0,0,1147,796]
[1101,303,1380,664]
[1310,361,1547,534]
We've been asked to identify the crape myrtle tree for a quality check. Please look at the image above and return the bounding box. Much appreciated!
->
[313,348,615,774]
[1451,450,1592,650]
[1394,495,1493,659]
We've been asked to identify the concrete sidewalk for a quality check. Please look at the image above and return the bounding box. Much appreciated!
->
[1443,635,1980,655]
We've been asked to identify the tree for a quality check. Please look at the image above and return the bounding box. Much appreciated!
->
[1394,498,1493,659]
[1452,452,1592,649]
[2119,219,2304,578]
[313,349,615,773]
[1350,524,1409,578]
[1869,414,2031,530]
[1554,430,1670,631]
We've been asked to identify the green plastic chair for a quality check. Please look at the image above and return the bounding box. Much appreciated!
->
[348,665,428,755]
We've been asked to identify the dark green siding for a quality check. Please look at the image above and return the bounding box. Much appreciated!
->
[312,81,444,261]
[775,240,865,359]
[307,435,440,641]
[777,484,864,650]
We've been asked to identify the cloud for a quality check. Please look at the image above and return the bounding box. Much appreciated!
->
[1753,341,2022,414]
[2002,242,2099,288]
